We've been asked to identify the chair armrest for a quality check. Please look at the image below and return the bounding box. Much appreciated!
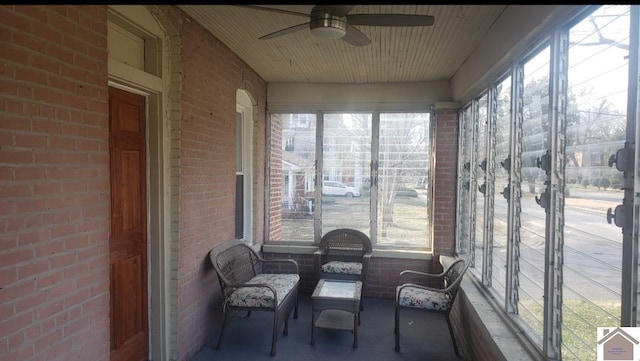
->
[262,258,299,274]
[397,269,445,287]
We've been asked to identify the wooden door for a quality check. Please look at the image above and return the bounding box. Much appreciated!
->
[109,86,148,361]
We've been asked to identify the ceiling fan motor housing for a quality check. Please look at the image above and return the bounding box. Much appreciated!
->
[309,9,347,38]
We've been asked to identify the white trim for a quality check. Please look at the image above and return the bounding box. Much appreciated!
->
[108,59,163,92]
[107,5,171,361]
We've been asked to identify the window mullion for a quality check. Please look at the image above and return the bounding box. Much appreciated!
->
[484,87,498,287]
[370,112,380,246]
[543,28,569,361]
[469,99,480,270]
[314,111,324,243]
[506,64,524,315]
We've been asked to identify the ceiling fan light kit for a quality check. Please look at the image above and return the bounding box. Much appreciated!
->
[309,11,347,38]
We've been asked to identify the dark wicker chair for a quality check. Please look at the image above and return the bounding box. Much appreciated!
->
[314,228,372,310]
[209,240,300,357]
[394,258,468,355]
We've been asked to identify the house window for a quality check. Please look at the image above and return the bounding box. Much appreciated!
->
[290,113,313,128]
[284,136,294,151]
[236,111,244,239]
[236,91,253,242]
[268,111,432,249]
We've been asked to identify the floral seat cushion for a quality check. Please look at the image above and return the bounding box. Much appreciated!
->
[397,286,452,311]
[227,273,300,308]
[321,261,362,276]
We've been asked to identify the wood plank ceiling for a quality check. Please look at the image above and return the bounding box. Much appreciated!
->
[178,5,508,84]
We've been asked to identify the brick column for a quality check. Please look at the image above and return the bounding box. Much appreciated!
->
[432,104,460,269]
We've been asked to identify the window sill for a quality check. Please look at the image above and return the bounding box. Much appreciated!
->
[262,243,433,260]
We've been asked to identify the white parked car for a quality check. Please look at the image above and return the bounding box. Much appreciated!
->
[322,181,361,197]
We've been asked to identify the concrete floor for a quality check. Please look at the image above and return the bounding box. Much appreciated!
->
[189,295,463,361]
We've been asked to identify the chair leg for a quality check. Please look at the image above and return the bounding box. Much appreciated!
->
[445,314,459,356]
[394,304,400,352]
[216,310,231,350]
[271,312,278,356]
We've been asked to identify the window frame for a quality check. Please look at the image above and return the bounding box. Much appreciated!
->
[267,110,434,252]
[455,5,639,360]
[236,91,254,243]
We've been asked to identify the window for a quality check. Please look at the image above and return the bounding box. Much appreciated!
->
[517,46,551,343]
[321,113,371,237]
[377,113,430,247]
[490,75,512,303]
[284,136,294,151]
[269,113,316,241]
[236,90,253,242]
[235,110,244,239]
[269,112,432,249]
[456,5,635,361]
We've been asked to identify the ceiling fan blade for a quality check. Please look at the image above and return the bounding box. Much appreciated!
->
[259,22,309,40]
[342,25,371,47]
[313,5,354,17]
[346,14,435,27]
[235,5,309,18]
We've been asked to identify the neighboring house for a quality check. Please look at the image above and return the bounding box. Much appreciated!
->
[282,151,314,211]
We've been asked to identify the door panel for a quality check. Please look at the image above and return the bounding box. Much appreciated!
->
[109,86,148,361]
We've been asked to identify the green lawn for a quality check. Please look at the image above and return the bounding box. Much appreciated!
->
[519,298,620,360]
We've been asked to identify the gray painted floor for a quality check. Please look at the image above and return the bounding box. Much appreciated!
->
[189,295,463,361]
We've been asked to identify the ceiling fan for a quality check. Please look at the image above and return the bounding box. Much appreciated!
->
[237,5,435,47]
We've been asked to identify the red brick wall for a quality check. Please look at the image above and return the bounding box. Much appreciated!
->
[451,289,506,361]
[268,113,283,240]
[365,257,432,298]
[174,8,267,361]
[0,5,269,361]
[432,108,459,269]
[1,5,110,361]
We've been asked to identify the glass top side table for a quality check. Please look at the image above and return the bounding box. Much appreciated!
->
[311,279,362,348]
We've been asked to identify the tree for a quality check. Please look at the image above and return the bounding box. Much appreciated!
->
[378,113,429,236]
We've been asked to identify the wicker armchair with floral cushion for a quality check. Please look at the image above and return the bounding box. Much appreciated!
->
[314,228,372,310]
[209,240,300,357]
[394,258,468,355]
